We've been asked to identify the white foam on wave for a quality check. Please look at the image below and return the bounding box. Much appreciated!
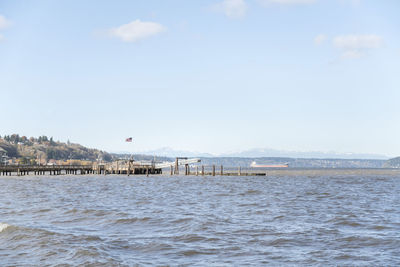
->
[0,223,10,233]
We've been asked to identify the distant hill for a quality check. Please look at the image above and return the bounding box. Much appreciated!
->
[136,147,389,160]
[0,134,174,164]
[110,153,172,162]
[199,157,385,169]
[112,154,386,169]
[134,147,213,158]
[0,134,112,163]
[384,157,400,168]
[219,148,390,160]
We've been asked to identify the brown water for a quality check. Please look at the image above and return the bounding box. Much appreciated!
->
[1,172,400,265]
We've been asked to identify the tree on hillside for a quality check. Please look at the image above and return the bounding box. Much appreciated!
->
[10,134,20,144]
[50,137,56,146]
[0,142,18,157]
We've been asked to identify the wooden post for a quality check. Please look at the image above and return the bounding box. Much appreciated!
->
[202,165,205,176]
[175,158,179,175]
[127,160,130,176]
[185,164,189,175]
[146,166,149,177]
[220,165,223,176]
[212,165,215,176]
[170,165,173,175]
[196,166,199,176]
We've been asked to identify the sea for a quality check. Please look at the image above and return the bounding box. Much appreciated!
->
[1,170,400,266]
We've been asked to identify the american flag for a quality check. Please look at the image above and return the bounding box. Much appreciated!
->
[125,137,133,142]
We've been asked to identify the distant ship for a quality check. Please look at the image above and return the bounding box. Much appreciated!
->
[250,161,289,168]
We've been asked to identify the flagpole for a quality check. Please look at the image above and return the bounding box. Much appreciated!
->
[125,137,133,161]
[125,137,133,176]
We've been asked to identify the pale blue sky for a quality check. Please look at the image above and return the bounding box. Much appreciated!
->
[1,0,399,156]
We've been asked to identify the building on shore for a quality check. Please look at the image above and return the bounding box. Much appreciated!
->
[0,148,8,165]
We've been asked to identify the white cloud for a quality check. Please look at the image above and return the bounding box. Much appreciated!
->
[0,15,11,30]
[258,0,316,6]
[213,0,248,18]
[314,34,327,45]
[109,19,166,43]
[333,34,383,49]
[333,34,383,59]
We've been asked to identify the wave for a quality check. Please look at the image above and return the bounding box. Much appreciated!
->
[114,217,151,224]
[0,223,11,233]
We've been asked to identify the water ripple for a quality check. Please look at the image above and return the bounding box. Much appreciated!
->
[1,172,400,265]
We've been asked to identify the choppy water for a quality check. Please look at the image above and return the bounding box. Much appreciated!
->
[1,172,400,266]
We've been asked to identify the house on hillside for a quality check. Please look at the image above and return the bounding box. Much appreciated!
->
[0,147,8,165]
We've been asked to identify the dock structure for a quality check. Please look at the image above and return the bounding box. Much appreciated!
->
[175,164,266,176]
[104,160,162,175]
[0,164,163,176]
[0,165,95,176]
[0,157,269,177]
[155,158,202,175]
[0,160,162,176]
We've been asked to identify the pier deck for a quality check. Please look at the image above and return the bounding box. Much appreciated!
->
[0,160,274,177]
[0,164,162,176]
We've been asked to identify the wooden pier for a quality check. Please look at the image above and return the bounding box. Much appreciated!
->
[0,158,268,177]
[0,165,95,176]
[0,162,162,176]
[172,165,266,176]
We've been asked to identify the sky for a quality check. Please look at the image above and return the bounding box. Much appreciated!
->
[0,0,399,157]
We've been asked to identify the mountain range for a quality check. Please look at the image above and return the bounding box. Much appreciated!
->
[132,147,389,160]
